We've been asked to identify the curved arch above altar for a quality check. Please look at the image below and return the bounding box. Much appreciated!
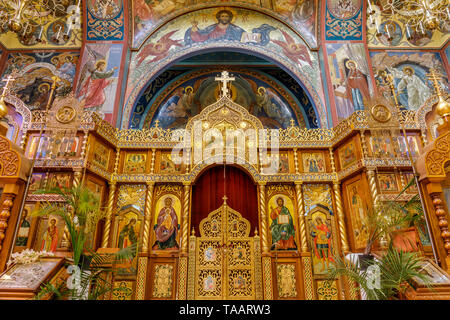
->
[122,6,328,129]
[130,66,316,130]
[131,2,318,50]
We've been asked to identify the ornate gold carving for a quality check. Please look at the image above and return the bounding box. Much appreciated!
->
[333,182,349,252]
[0,135,20,177]
[55,106,76,124]
[276,264,297,298]
[152,263,174,298]
[366,169,379,205]
[0,194,15,252]
[181,184,190,253]
[112,281,133,300]
[302,256,314,300]
[195,202,256,299]
[258,183,269,253]
[295,183,308,252]
[370,104,392,123]
[262,256,273,300]
[316,280,338,300]
[253,233,263,300]
[177,256,188,300]
[425,131,450,177]
[142,182,155,253]
[101,182,116,248]
[430,194,450,255]
[135,257,147,300]
[187,231,196,300]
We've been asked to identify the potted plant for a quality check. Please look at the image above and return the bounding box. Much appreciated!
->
[32,185,134,300]
[328,178,433,299]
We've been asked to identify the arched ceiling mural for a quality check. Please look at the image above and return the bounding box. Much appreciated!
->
[131,0,318,49]
[123,6,327,129]
[129,56,318,130]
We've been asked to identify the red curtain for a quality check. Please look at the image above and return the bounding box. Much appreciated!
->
[191,165,258,233]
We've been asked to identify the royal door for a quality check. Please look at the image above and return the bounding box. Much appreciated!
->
[193,199,261,299]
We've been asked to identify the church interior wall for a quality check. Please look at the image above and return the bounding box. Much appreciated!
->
[0,0,449,301]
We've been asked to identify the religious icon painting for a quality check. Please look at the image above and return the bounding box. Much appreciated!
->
[338,140,357,169]
[377,173,398,192]
[152,194,181,251]
[56,136,80,158]
[278,152,290,174]
[29,173,45,193]
[402,172,418,193]
[204,246,217,262]
[92,140,111,170]
[15,204,35,248]
[302,152,325,173]
[233,275,246,291]
[397,136,420,158]
[160,152,183,174]
[307,209,335,275]
[115,210,142,275]
[85,179,104,203]
[204,275,216,291]
[34,215,65,253]
[346,179,369,250]
[123,153,147,174]
[369,135,395,158]
[48,173,72,189]
[268,194,298,251]
[26,135,51,158]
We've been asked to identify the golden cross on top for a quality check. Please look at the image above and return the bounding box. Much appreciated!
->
[1,74,15,98]
[154,119,160,128]
[222,195,228,204]
[215,71,235,98]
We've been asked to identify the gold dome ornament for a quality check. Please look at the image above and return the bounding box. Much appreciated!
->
[0,98,8,119]
[436,95,450,118]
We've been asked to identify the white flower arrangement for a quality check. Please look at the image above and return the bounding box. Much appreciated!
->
[7,249,55,267]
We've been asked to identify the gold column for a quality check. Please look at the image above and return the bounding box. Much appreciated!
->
[181,183,191,253]
[366,169,379,205]
[294,182,308,252]
[258,182,269,253]
[73,170,82,189]
[101,182,116,248]
[333,182,349,252]
[142,182,155,253]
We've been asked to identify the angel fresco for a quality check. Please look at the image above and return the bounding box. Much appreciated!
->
[271,30,312,67]
[136,30,182,66]
[255,87,291,128]
[184,10,275,46]
[387,66,432,111]
[77,46,118,111]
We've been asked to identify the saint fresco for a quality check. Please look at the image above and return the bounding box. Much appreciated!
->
[142,72,303,130]
[370,51,448,111]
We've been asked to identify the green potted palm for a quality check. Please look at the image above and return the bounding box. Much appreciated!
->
[32,185,134,300]
[328,178,433,299]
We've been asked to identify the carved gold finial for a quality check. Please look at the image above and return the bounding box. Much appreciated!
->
[290,119,295,127]
[427,68,450,119]
[154,119,160,128]
[254,228,258,236]
[191,227,195,236]
[222,195,228,204]
[215,71,235,98]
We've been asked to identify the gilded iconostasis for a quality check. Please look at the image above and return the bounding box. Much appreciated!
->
[0,0,449,302]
